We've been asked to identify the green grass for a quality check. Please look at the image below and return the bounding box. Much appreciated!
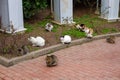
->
[74,14,107,28]
[24,23,34,33]
[25,18,60,33]
[38,19,51,28]
[102,28,118,34]
[62,29,86,38]
[24,14,119,39]
[61,14,107,38]
[37,19,59,32]
[52,24,59,32]
[111,28,118,32]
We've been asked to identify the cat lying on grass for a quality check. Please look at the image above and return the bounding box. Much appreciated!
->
[76,24,93,38]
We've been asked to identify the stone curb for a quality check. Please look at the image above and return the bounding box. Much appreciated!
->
[0,32,120,67]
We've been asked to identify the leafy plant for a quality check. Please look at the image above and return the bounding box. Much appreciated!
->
[23,0,48,19]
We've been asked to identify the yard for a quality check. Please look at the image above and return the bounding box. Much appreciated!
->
[0,7,120,59]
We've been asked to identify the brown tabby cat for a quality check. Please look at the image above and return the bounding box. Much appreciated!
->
[45,55,58,67]
[106,35,115,44]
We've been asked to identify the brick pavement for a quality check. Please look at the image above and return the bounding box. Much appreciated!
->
[0,37,120,80]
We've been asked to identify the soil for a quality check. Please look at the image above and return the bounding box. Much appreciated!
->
[0,7,120,59]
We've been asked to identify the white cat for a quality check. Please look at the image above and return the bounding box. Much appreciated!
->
[28,36,45,47]
[60,35,71,44]
[45,23,53,32]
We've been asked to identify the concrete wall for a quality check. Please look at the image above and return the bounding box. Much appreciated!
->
[54,0,73,24]
[0,0,9,30]
[108,0,119,19]
[54,0,60,23]
[0,1,1,26]
[60,0,73,24]
[101,0,120,21]
[0,0,26,33]
[8,0,24,30]
[0,1,1,18]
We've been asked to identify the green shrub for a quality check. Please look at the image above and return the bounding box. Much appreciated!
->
[23,0,47,19]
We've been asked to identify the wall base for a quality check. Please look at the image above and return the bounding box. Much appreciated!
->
[99,16,120,22]
[0,28,27,34]
[52,20,76,26]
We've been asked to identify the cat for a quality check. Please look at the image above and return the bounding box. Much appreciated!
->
[28,36,45,47]
[76,24,85,32]
[45,23,53,32]
[106,35,115,44]
[85,28,93,38]
[45,55,58,67]
[18,45,29,55]
[60,35,71,44]
[79,24,93,38]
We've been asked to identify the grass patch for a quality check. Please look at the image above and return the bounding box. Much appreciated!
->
[24,23,34,33]
[74,14,107,28]
[25,14,119,38]
[111,28,118,32]
[52,24,59,32]
[38,19,51,28]
[102,28,111,34]
[62,29,86,38]
[37,19,59,32]
[102,28,118,34]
